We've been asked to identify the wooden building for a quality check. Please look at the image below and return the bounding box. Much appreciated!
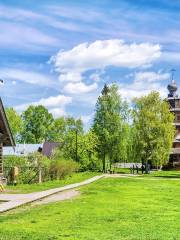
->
[167,80,180,168]
[0,98,15,184]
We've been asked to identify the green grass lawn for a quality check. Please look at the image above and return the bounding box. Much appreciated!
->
[0,174,179,240]
[115,168,180,178]
[144,170,180,178]
[2,172,98,194]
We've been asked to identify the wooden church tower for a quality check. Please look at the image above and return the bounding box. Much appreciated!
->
[167,75,180,168]
[0,98,15,184]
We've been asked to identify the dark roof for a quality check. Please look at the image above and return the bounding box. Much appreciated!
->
[42,142,60,157]
[0,98,15,147]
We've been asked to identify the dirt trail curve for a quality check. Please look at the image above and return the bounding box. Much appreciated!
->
[1,173,178,213]
[0,175,103,213]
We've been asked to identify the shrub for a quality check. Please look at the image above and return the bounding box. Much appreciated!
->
[50,159,79,180]
[4,153,52,184]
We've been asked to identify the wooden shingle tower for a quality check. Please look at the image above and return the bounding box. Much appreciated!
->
[167,72,180,168]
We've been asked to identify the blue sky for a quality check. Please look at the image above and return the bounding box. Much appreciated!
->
[0,0,180,127]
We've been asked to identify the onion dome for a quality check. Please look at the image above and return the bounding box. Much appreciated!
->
[167,80,178,97]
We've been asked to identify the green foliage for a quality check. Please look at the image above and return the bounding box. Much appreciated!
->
[5,108,23,142]
[4,153,51,184]
[49,159,79,180]
[132,91,175,167]
[4,87,176,172]
[5,172,98,193]
[4,155,33,184]
[53,128,101,171]
[93,83,130,171]
[76,130,100,170]
[20,105,54,143]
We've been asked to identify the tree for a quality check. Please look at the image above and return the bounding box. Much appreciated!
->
[93,83,130,172]
[48,117,66,142]
[5,108,23,142]
[132,91,175,168]
[75,130,99,170]
[20,105,54,143]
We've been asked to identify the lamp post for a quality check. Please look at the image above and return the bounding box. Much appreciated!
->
[71,126,78,162]
[75,128,78,162]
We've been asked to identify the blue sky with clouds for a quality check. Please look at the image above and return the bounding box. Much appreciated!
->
[0,0,180,127]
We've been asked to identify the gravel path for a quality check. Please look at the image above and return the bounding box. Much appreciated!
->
[1,173,178,213]
[0,175,103,213]
[32,189,79,205]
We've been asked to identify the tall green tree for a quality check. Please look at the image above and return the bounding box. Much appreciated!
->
[48,116,83,141]
[5,107,23,142]
[93,83,130,172]
[48,117,66,142]
[132,91,175,168]
[21,105,54,143]
[59,117,84,160]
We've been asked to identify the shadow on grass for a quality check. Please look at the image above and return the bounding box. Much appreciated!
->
[153,175,180,179]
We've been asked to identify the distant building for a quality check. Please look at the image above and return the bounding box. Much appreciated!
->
[42,142,60,158]
[167,79,180,168]
[4,142,60,158]
[0,98,15,184]
[4,144,42,156]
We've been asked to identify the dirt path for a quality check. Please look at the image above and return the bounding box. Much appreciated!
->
[0,175,103,213]
[32,189,79,206]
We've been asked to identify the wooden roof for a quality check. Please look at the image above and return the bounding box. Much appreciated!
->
[0,98,15,147]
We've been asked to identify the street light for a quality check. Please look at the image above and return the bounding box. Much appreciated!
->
[71,126,78,162]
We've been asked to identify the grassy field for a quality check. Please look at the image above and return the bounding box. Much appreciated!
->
[2,172,98,194]
[0,172,179,240]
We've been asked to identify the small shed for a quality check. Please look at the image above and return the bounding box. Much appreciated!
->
[0,98,15,183]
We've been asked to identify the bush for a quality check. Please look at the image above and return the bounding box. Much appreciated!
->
[50,159,79,180]
[4,153,52,184]
[79,154,102,171]
[4,155,33,184]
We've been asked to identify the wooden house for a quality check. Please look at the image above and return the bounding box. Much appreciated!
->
[0,98,15,184]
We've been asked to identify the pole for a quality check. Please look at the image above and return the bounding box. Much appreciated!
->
[75,129,78,162]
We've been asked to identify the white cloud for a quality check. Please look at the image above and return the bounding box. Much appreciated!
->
[59,71,82,82]
[119,83,167,102]
[89,70,105,82]
[134,71,169,83]
[63,82,97,94]
[48,5,103,23]
[51,39,161,97]
[49,108,66,118]
[0,68,54,87]
[51,39,161,75]
[12,81,17,85]
[0,22,58,51]
[37,95,72,107]
[15,94,72,118]
[81,114,93,125]
[119,71,169,102]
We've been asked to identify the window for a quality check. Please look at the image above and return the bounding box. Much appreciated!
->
[177,115,180,121]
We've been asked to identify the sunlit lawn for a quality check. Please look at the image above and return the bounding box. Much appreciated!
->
[2,172,98,194]
[0,172,179,240]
